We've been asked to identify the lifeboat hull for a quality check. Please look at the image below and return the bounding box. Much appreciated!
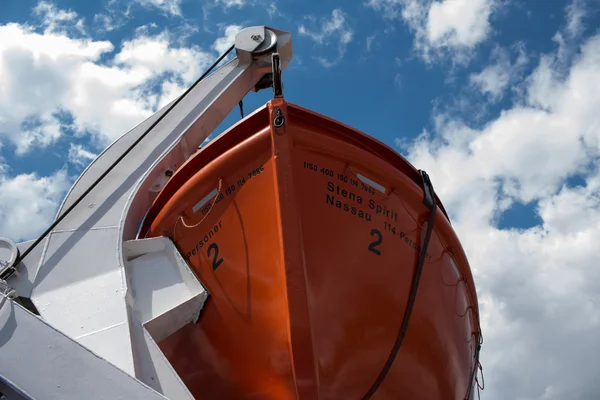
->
[140,99,480,399]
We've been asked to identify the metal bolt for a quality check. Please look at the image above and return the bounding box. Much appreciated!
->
[251,34,262,41]
[165,169,174,177]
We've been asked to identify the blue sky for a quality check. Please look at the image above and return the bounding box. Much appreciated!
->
[1,0,600,399]
[1,0,594,231]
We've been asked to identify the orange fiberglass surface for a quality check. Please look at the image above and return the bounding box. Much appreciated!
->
[139,98,482,399]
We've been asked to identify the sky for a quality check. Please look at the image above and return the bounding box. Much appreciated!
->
[1,0,600,398]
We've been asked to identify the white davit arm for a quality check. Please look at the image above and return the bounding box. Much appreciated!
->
[0,26,292,400]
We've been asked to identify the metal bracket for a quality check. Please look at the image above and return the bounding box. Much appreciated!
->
[272,53,283,98]
[420,170,435,210]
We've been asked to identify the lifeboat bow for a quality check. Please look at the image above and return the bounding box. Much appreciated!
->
[0,26,482,400]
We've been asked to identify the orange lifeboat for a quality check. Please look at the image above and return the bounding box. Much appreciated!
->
[139,98,482,399]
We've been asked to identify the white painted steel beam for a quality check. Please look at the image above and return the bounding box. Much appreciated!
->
[1,26,293,399]
[0,298,168,400]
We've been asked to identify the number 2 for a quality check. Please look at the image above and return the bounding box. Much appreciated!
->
[208,243,224,270]
[368,229,382,256]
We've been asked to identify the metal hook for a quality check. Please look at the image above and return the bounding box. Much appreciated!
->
[273,108,285,127]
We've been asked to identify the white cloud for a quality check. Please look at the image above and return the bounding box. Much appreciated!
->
[68,144,97,167]
[93,14,115,32]
[366,0,499,64]
[364,0,403,19]
[402,22,600,400]
[427,0,496,49]
[552,0,590,70]
[366,34,376,51]
[0,23,113,152]
[267,2,280,18]
[92,11,128,34]
[0,10,215,153]
[212,25,242,55]
[90,0,134,33]
[0,165,72,242]
[565,0,586,39]
[216,0,246,8]
[200,0,252,26]
[393,73,401,88]
[33,1,85,35]
[115,30,212,83]
[298,9,354,67]
[132,0,181,16]
[210,0,278,11]
[469,44,528,101]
